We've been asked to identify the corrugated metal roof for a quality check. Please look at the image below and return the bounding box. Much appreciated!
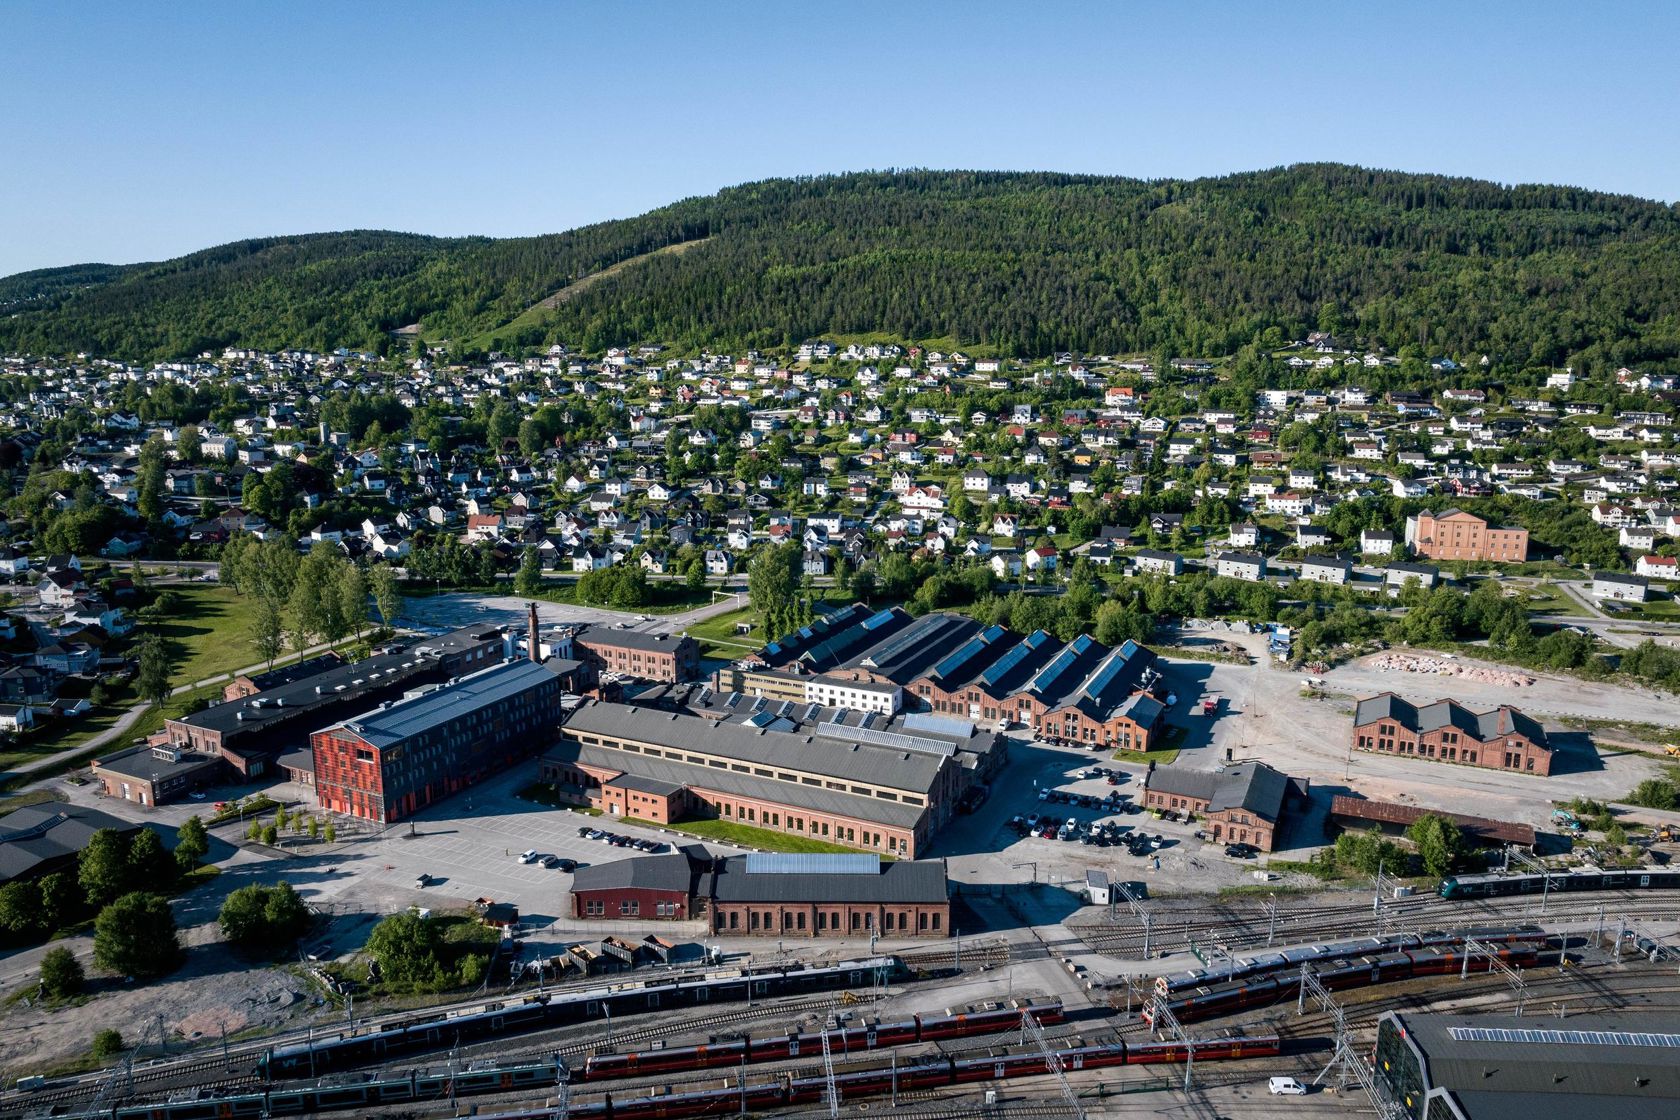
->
[332,660,555,747]
[744,853,880,876]
[708,856,947,905]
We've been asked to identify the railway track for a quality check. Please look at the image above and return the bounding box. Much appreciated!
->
[1073,891,1680,958]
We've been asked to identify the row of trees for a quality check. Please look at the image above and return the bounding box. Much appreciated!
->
[220,534,400,663]
[11,168,1680,374]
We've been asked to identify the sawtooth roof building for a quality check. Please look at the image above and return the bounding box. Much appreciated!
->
[1353,693,1554,776]
[540,695,1003,858]
[1374,1010,1680,1120]
[712,604,1168,750]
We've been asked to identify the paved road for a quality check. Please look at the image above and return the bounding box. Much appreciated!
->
[0,636,358,786]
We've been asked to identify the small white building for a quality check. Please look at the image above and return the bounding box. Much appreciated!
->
[1592,572,1649,602]
[803,674,902,715]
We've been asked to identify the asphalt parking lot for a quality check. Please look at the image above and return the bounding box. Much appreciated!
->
[933,735,1292,899]
[297,767,749,936]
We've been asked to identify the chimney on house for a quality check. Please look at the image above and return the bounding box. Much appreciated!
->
[528,601,541,664]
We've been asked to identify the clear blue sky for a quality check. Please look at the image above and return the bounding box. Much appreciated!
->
[4,1,1676,277]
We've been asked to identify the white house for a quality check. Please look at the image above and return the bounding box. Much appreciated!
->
[1592,572,1649,601]
[1214,552,1267,582]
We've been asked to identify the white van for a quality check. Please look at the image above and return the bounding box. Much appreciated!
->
[1268,1076,1307,1096]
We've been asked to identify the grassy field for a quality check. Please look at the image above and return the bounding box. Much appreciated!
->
[1112,725,1185,767]
[1611,596,1680,622]
[0,788,68,818]
[684,606,763,659]
[620,816,873,855]
[1520,583,1589,617]
[155,584,265,684]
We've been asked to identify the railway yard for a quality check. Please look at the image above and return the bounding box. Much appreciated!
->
[8,897,1680,1120]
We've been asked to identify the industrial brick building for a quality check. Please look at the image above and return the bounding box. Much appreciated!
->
[570,853,697,920]
[91,743,225,807]
[574,627,700,683]
[165,625,507,779]
[712,604,1167,749]
[565,851,951,938]
[1140,761,1301,852]
[540,696,1003,858]
[1352,693,1553,776]
[312,659,564,823]
[1404,509,1530,563]
[706,853,950,938]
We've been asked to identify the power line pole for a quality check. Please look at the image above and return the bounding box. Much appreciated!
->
[1020,1007,1084,1120]
[819,1013,841,1120]
[1505,846,1555,915]
[1297,964,1405,1119]
[1114,881,1153,959]
[1144,996,1195,1094]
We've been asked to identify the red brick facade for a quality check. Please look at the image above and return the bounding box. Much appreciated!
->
[711,900,947,938]
[1352,706,1553,776]
[1408,510,1529,563]
[1140,786,1277,851]
[542,758,923,857]
[572,884,690,920]
[575,633,700,683]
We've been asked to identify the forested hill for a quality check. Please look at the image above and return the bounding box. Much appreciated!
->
[4,165,1680,368]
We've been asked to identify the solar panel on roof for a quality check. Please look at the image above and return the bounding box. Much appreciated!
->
[744,853,880,875]
[860,608,898,630]
[978,630,1050,686]
[1447,1027,1680,1047]
[1081,646,1139,701]
[814,723,957,757]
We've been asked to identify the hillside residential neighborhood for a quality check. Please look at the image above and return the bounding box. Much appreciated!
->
[0,336,1677,745]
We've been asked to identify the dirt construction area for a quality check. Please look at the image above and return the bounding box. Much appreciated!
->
[1148,633,1680,838]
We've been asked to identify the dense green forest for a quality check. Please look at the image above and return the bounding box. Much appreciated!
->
[4,165,1680,367]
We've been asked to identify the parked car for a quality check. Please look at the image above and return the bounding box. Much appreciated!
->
[1268,1077,1307,1096]
[1225,843,1259,859]
[540,855,561,869]
[517,849,538,864]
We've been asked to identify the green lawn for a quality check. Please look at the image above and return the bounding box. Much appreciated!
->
[620,816,875,855]
[1614,597,1680,622]
[153,584,266,685]
[1520,583,1588,617]
[0,788,68,818]
[1112,725,1185,766]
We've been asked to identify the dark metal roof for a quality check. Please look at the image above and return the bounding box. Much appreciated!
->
[571,853,695,896]
[561,700,949,794]
[1145,761,1290,822]
[575,627,697,654]
[0,803,140,884]
[327,660,557,748]
[1354,693,1550,751]
[706,855,947,905]
[546,741,927,829]
[1391,1010,1680,1120]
